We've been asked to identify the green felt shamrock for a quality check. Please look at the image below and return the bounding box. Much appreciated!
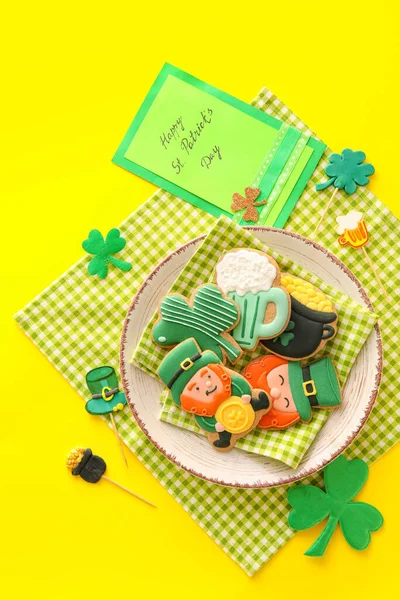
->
[272,320,295,346]
[82,229,132,279]
[287,455,383,557]
[316,149,374,194]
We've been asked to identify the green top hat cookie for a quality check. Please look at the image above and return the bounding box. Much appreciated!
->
[288,357,341,422]
[85,366,127,415]
[158,338,220,407]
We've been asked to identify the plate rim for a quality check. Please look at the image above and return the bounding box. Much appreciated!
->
[120,227,383,488]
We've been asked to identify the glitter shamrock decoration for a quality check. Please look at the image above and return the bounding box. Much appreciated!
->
[287,455,383,557]
[313,149,375,236]
[82,228,132,279]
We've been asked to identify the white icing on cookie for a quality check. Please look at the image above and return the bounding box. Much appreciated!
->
[336,210,363,234]
[216,249,277,296]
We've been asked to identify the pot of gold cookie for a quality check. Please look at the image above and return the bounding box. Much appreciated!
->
[262,275,338,360]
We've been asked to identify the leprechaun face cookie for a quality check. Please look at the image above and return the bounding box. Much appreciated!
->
[152,284,242,364]
[215,249,291,351]
[243,355,341,430]
[261,275,338,360]
[157,338,271,452]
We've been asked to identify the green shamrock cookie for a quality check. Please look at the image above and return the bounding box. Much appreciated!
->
[153,284,242,363]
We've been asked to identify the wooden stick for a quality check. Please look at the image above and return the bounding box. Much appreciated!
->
[110,412,128,468]
[103,476,156,508]
[313,187,339,237]
[361,246,389,300]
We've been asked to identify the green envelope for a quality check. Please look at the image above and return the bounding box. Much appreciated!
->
[113,63,325,226]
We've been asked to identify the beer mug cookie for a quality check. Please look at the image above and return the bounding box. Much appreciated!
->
[262,275,338,360]
[215,249,291,351]
[157,339,270,452]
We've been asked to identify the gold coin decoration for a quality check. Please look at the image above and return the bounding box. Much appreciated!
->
[215,397,255,434]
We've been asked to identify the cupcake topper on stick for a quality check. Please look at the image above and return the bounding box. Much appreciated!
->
[66,447,156,508]
[314,149,375,237]
[336,210,388,299]
[85,367,129,467]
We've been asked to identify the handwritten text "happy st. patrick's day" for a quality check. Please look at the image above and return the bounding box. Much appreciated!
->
[159,109,222,173]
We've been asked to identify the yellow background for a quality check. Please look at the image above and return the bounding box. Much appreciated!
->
[1,2,399,598]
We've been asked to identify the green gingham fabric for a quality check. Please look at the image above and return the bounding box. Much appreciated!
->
[14,88,400,576]
[131,215,377,468]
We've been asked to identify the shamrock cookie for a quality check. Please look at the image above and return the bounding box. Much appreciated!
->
[157,339,270,451]
[262,275,338,360]
[152,284,242,363]
[215,249,291,351]
[243,354,341,429]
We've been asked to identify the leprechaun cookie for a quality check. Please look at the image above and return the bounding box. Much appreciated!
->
[152,284,242,363]
[261,275,338,360]
[215,249,291,351]
[157,338,271,451]
[243,354,341,429]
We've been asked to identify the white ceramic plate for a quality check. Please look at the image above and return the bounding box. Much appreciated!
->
[120,228,382,488]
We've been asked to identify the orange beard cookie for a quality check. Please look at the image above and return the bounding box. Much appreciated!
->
[157,339,271,451]
[243,354,341,430]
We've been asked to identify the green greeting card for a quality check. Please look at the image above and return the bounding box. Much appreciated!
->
[113,64,325,226]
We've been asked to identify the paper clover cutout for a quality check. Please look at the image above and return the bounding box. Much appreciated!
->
[287,455,383,557]
[316,149,375,194]
[82,228,132,279]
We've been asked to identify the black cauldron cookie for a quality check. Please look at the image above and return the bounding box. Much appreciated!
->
[262,275,338,360]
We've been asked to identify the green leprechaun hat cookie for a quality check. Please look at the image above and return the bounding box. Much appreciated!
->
[288,356,341,422]
[85,366,127,415]
[157,338,271,452]
[158,338,220,407]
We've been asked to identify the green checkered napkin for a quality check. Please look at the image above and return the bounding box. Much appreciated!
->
[131,215,377,468]
[15,88,400,576]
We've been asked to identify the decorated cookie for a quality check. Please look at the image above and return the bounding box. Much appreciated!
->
[157,338,271,451]
[243,354,341,429]
[152,284,242,363]
[262,275,338,360]
[215,249,291,351]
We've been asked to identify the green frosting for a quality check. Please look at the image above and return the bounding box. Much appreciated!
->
[194,415,217,432]
[288,356,341,421]
[229,288,290,350]
[158,339,220,407]
[153,285,241,362]
[231,374,251,397]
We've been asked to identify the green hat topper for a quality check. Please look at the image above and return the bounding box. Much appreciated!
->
[288,357,341,422]
[157,339,220,407]
[85,366,127,415]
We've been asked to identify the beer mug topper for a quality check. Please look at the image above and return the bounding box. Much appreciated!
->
[337,210,369,249]
[336,210,388,299]
[313,149,375,237]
